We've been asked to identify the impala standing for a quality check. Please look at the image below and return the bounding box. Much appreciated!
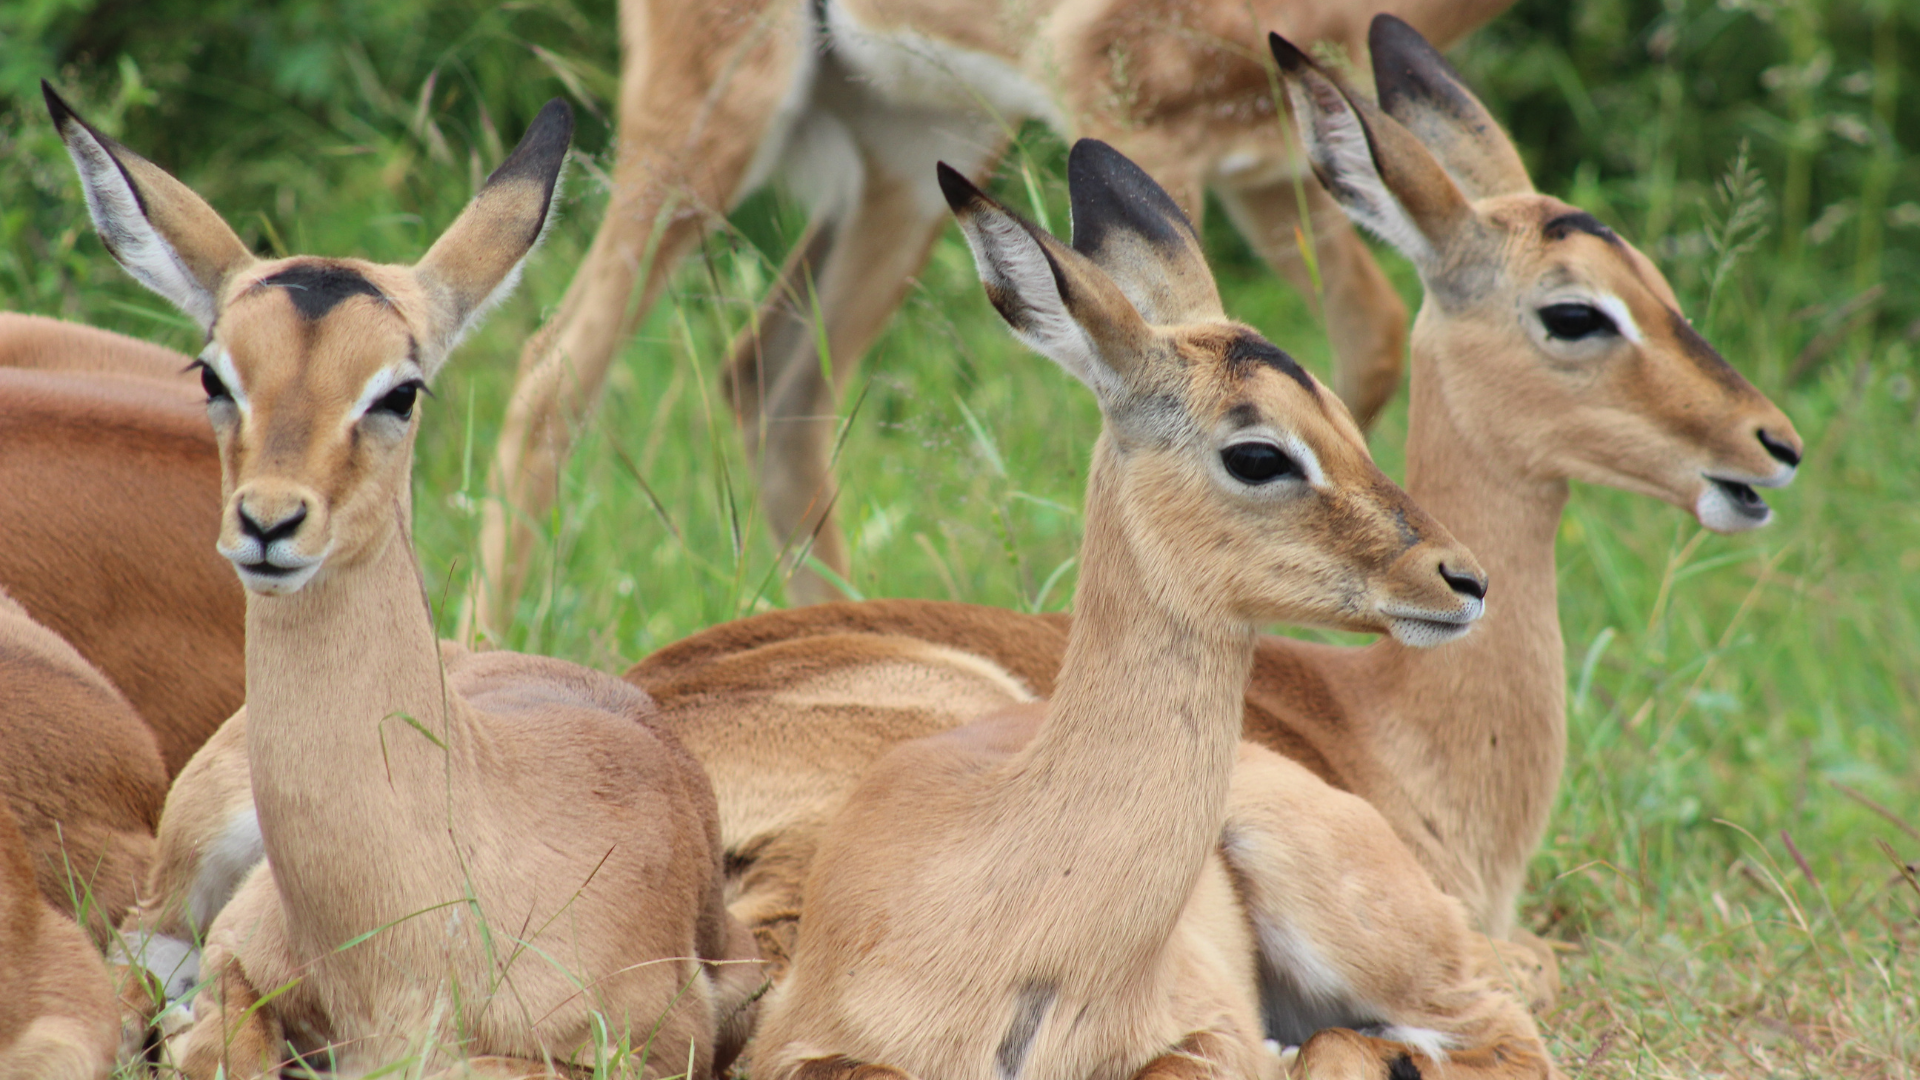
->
[474,0,1517,623]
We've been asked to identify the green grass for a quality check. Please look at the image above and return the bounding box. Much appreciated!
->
[6,0,1917,1075]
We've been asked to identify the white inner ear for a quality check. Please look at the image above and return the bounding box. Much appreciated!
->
[1287,79,1435,268]
[425,166,568,374]
[960,210,1123,400]
[64,130,218,330]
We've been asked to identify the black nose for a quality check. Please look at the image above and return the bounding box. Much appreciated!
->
[1439,564,1487,600]
[238,503,307,544]
[1758,429,1800,468]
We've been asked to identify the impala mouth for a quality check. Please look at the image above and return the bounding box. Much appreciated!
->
[1696,474,1774,532]
[227,551,325,595]
[240,560,299,578]
[1381,599,1482,649]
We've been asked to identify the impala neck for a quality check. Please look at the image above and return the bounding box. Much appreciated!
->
[243,499,467,925]
[1369,339,1569,934]
[1011,440,1254,964]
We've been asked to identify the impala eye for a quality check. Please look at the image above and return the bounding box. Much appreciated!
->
[1221,442,1300,484]
[192,362,231,402]
[1538,303,1618,341]
[371,380,423,420]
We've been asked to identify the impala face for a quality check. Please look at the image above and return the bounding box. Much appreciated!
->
[1423,196,1800,533]
[49,83,573,597]
[940,142,1487,646]
[1275,20,1801,534]
[195,261,432,595]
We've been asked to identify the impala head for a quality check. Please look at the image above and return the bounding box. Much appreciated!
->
[938,142,1485,645]
[1273,18,1801,532]
[47,83,571,595]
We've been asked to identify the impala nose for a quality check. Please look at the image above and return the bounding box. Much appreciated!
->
[1439,563,1487,601]
[1758,428,1801,468]
[237,501,308,544]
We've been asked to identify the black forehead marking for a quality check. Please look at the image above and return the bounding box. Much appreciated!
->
[1542,211,1622,247]
[1225,402,1261,428]
[253,263,387,321]
[1224,333,1314,392]
[1665,309,1752,392]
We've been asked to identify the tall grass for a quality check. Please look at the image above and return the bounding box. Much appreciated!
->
[5,0,1916,1075]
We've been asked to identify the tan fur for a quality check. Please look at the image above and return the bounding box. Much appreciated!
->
[740,147,1549,1080]
[49,89,763,1076]
[0,800,119,1080]
[629,23,1801,1019]
[122,28,1800,1048]
[0,586,165,942]
[473,0,1517,627]
[0,325,242,777]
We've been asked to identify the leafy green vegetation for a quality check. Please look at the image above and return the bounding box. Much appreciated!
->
[5,0,1915,1074]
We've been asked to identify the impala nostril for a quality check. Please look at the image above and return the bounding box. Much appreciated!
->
[1757,429,1801,468]
[239,502,308,544]
[1438,563,1487,601]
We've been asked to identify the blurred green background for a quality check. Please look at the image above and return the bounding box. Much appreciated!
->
[3,0,1916,1073]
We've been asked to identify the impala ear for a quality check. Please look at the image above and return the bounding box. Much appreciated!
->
[937,163,1152,405]
[1270,33,1474,276]
[1369,15,1532,200]
[1066,139,1223,325]
[45,81,254,332]
[412,98,573,372]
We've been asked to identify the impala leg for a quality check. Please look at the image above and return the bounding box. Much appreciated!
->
[475,0,811,639]
[1131,1028,1261,1080]
[725,104,1002,605]
[1226,745,1558,1080]
[1488,930,1560,1015]
[783,1053,918,1080]
[1213,179,1408,430]
[173,951,284,1080]
[705,911,771,1073]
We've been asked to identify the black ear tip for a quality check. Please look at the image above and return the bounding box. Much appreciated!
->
[1269,31,1312,73]
[1368,13,1438,60]
[533,97,575,140]
[936,161,980,213]
[1067,138,1122,171]
[42,79,74,126]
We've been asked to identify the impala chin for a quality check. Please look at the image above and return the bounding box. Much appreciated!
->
[1381,599,1482,648]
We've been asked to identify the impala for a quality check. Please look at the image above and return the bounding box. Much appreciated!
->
[112,18,1802,1026]
[629,15,1803,1005]
[473,0,1518,623]
[0,586,165,948]
[752,140,1552,1080]
[0,796,119,1080]
[0,319,240,778]
[46,83,762,1077]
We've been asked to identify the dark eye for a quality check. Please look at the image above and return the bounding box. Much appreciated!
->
[1538,303,1618,341]
[195,362,231,402]
[372,381,422,419]
[1221,442,1300,484]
